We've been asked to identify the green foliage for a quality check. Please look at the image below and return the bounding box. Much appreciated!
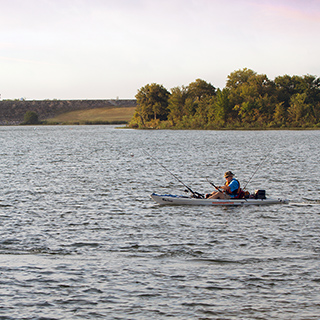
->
[22,111,40,125]
[187,78,216,101]
[168,86,188,125]
[207,88,230,126]
[128,69,320,129]
[130,83,170,128]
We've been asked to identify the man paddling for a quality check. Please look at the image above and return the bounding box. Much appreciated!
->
[206,171,241,199]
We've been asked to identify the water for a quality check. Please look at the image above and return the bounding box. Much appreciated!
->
[0,126,319,320]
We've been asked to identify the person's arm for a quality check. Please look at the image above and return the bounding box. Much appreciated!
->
[217,185,230,192]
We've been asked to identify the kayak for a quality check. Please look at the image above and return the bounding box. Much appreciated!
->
[150,193,289,206]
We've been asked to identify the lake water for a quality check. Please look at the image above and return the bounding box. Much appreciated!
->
[0,126,319,320]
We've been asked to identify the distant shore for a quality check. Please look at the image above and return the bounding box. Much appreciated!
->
[0,99,136,125]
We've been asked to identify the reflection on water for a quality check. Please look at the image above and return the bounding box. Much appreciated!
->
[0,126,319,319]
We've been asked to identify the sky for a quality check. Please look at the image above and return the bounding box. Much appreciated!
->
[1,0,320,100]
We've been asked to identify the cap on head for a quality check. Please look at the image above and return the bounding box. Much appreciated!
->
[224,171,234,178]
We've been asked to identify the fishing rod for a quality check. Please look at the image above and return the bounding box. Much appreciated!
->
[143,149,204,198]
[243,148,273,190]
[206,178,223,192]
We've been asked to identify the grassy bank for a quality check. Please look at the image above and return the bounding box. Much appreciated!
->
[45,106,136,125]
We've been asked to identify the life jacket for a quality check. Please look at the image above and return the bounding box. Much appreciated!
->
[226,178,244,198]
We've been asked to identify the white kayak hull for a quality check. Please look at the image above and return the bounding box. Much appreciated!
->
[150,193,289,206]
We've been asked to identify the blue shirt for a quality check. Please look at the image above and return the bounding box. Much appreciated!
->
[228,178,240,198]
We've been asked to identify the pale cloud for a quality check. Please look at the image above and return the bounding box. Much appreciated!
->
[251,0,320,31]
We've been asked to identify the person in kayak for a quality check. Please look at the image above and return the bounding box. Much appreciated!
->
[206,171,241,199]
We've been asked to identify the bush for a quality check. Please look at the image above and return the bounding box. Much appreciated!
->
[22,111,40,125]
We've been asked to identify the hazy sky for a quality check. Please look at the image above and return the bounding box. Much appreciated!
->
[1,0,319,100]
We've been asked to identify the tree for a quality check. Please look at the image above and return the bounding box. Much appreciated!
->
[301,74,320,106]
[288,93,310,124]
[184,79,216,118]
[274,75,305,109]
[273,102,286,125]
[168,86,188,125]
[194,96,211,126]
[187,78,216,101]
[207,88,230,126]
[274,75,320,124]
[226,68,257,89]
[22,111,39,125]
[133,83,170,127]
[226,68,275,124]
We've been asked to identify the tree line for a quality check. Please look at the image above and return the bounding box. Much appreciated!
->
[128,68,320,129]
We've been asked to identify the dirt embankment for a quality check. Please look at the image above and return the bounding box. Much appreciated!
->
[0,99,136,125]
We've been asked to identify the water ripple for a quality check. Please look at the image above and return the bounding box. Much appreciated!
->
[0,127,319,319]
